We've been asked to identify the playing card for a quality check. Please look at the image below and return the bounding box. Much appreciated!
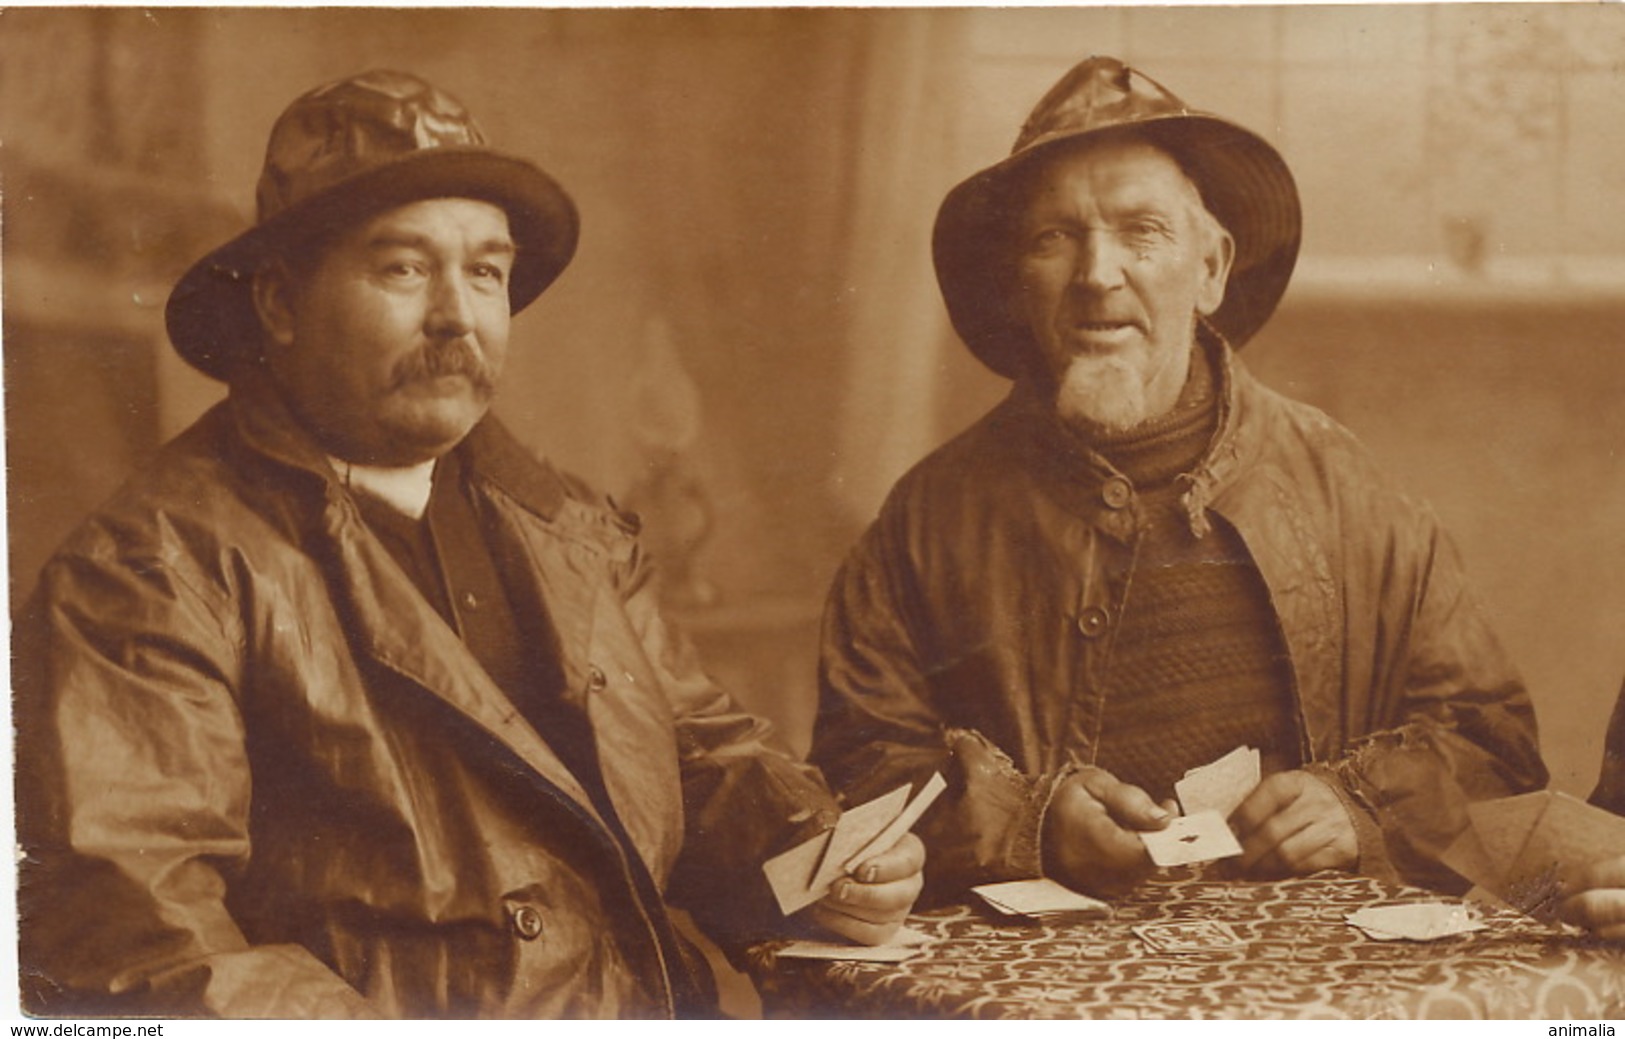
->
[1499,791,1625,920]
[971,878,1111,919]
[776,926,935,962]
[1141,810,1243,867]
[809,783,912,894]
[1132,920,1244,953]
[763,774,947,917]
[1174,745,1261,819]
[1470,791,1552,865]
[1437,823,1503,900]
[844,772,947,872]
[762,829,834,916]
[1437,790,1550,899]
[1439,790,1625,921]
[1346,903,1484,941]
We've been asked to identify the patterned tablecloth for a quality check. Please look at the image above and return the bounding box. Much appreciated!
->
[748,869,1625,1019]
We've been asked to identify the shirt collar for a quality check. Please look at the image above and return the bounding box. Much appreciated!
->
[227,366,571,523]
[330,456,437,520]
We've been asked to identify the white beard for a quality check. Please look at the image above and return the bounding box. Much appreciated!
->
[1054,354,1152,433]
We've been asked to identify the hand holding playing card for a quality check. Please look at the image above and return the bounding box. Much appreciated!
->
[1229,770,1357,878]
[1043,765,1173,897]
[1557,854,1625,941]
[808,832,926,946]
[762,775,942,946]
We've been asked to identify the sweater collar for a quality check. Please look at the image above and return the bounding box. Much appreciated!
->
[998,321,1242,537]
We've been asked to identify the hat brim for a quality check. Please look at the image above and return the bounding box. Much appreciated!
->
[166,147,579,381]
[933,113,1301,379]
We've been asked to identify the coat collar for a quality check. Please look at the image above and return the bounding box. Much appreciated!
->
[227,368,571,522]
[224,367,609,824]
[996,322,1242,541]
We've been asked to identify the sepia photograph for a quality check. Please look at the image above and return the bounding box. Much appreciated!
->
[3,2,1624,1024]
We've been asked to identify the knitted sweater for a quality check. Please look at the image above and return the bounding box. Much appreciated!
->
[1079,350,1300,802]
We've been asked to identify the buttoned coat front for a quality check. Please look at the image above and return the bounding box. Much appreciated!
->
[813,341,1547,899]
[16,374,835,1018]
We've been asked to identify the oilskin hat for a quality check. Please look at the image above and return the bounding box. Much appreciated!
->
[933,56,1301,379]
[166,69,579,381]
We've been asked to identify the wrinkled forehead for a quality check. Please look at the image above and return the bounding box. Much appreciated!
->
[1010,128,1211,223]
[350,196,515,243]
[278,195,516,274]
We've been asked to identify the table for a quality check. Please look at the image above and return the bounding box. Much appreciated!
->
[748,868,1625,1019]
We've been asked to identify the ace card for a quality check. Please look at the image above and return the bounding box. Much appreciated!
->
[1141,809,1243,867]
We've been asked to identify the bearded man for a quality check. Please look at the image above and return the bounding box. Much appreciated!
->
[811,56,1545,901]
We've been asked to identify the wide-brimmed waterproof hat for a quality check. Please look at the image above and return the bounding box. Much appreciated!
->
[166,69,579,381]
[933,56,1301,379]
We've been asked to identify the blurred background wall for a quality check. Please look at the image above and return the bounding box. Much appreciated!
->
[6,6,1624,802]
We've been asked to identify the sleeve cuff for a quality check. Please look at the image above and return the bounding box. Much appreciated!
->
[1305,761,1399,885]
[1027,763,1085,879]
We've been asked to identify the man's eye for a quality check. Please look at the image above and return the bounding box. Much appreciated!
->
[1123,221,1169,240]
[471,262,508,283]
[381,261,425,279]
[1027,228,1071,251]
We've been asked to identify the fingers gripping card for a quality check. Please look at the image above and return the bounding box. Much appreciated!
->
[1175,745,1261,819]
[1140,810,1243,867]
[762,774,945,917]
[808,784,912,895]
[843,772,947,874]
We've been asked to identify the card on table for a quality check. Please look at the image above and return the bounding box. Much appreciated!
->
[1175,745,1261,819]
[1345,903,1485,942]
[1141,809,1243,867]
[1132,920,1244,954]
[775,926,935,962]
[971,878,1111,919]
[762,773,946,917]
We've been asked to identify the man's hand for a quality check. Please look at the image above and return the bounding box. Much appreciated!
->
[1042,766,1172,897]
[1229,770,1357,877]
[807,832,925,945]
[1558,855,1625,941]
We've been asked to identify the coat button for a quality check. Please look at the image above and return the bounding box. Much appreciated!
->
[1076,606,1110,639]
[511,904,545,941]
[1101,476,1133,509]
[586,666,608,693]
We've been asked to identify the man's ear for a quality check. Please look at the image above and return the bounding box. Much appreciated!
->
[251,260,297,350]
[1194,225,1235,318]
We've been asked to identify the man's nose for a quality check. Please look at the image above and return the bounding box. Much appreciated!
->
[1073,231,1127,292]
[426,272,476,338]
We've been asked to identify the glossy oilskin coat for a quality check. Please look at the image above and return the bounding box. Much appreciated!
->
[813,334,1547,901]
[1592,682,1625,816]
[16,373,836,1018]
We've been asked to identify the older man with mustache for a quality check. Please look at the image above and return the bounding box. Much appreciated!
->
[812,56,1545,902]
[14,70,922,1019]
